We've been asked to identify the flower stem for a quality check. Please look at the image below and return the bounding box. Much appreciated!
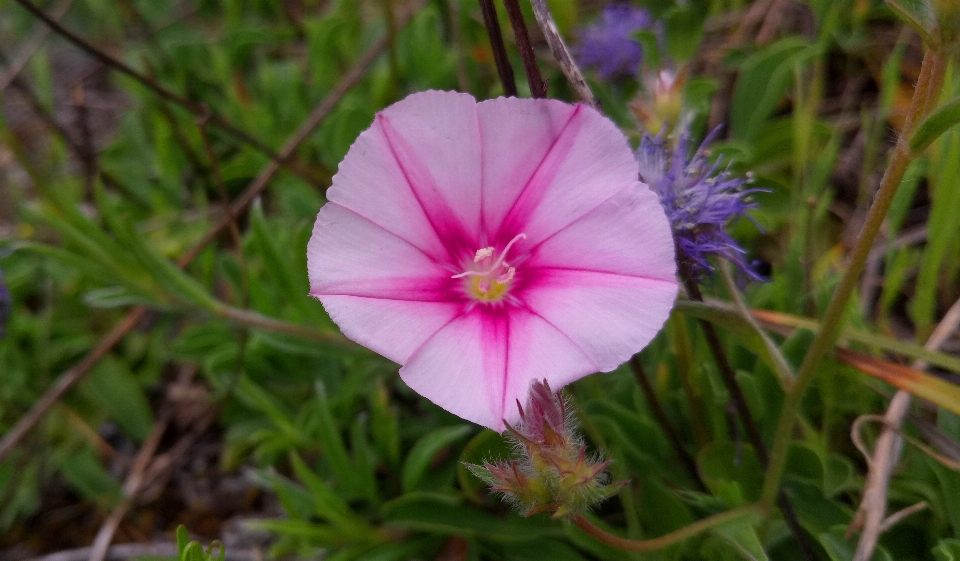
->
[629,356,706,491]
[477,0,518,97]
[572,506,758,552]
[759,47,948,508]
[679,262,817,561]
[501,0,548,98]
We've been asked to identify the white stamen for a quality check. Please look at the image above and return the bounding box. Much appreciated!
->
[450,233,527,288]
[474,247,495,262]
[487,233,526,272]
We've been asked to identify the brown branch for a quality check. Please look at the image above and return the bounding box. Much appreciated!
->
[0,0,75,90]
[679,259,817,561]
[572,507,758,552]
[477,0,518,96]
[197,111,247,298]
[0,8,417,464]
[88,414,170,561]
[629,356,705,491]
[501,0,547,98]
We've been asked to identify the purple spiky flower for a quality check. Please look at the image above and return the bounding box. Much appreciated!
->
[576,4,654,80]
[637,127,766,282]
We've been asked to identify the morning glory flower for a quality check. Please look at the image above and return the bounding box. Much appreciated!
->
[307,91,677,430]
[576,4,655,80]
[637,127,764,281]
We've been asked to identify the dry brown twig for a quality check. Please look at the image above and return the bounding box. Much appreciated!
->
[88,413,171,561]
[527,0,596,107]
[0,2,425,465]
[850,295,960,561]
[0,0,75,90]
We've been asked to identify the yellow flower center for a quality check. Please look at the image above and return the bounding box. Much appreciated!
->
[452,233,526,303]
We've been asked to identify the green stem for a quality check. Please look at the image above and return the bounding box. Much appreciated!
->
[572,506,758,552]
[760,47,948,507]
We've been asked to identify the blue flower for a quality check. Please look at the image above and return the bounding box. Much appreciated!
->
[576,4,654,80]
[637,127,765,281]
[0,268,10,338]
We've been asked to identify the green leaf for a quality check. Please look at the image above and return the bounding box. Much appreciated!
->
[310,382,363,495]
[288,452,368,533]
[59,448,123,509]
[381,493,560,542]
[697,442,764,504]
[712,516,769,561]
[910,97,960,153]
[401,425,473,493]
[933,539,960,561]
[731,38,817,142]
[176,526,190,557]
[79,355,154,442]
[673,299,794,382]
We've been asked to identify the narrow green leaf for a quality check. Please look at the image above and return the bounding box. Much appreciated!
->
[673,299,794,380]
[288,451,367,531]
[837,349,960,417]
[381,493,559,542]
[911,97,960,153]
[176,526,190,556]
[401,425,473,493]
[311,382,362,494]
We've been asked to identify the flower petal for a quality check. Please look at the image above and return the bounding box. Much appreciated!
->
[307,203,457,301]
[526,183,676,281]
[520,269,677,372]
[321,295,461,364]
[400,307,596,431]
[327,91,482,261]
[476,98,639,247]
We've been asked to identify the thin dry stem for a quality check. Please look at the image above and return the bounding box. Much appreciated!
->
[0,0,75,90]
[528,0,595,107]
[851,295,960,561]
[572,506,758,552]
[88,414,170,561]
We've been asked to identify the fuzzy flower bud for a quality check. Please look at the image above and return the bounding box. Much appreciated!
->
[466,380,626,518]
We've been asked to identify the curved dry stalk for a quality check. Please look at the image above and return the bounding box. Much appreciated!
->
[851,295,960,561]
[528,0,596,107]
[572,506,759,552]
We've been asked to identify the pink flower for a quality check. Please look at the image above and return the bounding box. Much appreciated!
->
[307,91,677,431]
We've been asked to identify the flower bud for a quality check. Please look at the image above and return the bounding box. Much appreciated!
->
[630,67,687,137]
[466,380,626,518]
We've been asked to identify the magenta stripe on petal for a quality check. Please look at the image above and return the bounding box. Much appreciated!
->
[377,114,475,259]
[493,105,585,245]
